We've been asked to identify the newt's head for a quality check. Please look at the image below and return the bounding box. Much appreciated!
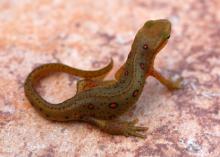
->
[132,19,171,58]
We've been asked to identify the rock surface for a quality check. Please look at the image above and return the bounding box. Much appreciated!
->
[0,0,219,157]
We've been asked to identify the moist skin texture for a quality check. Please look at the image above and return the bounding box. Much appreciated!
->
[24,19,181,138]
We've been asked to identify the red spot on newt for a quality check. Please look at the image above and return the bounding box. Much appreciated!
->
[143,44,148,49]
[88,104,95,109]
[140,63,145,70]
[109,102,118,109]
[132,90,139,97]
[124,71,128,76]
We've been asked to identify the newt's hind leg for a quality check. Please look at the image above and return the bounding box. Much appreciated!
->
[150,68,182,90]
[76,79,97,93]
[76,79,116,93]
[82,117,148,138]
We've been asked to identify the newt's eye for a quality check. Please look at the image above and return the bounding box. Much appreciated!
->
[143,44,148,49]
[166,35,170,39]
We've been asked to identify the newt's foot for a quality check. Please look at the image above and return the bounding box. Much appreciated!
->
[83,117,148,138]
[150,69,183,91]
[167,77,183,91]
[103,119,148,138]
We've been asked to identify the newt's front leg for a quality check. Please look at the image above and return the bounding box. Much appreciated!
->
[150,68,182,90]
[82,117,148,138]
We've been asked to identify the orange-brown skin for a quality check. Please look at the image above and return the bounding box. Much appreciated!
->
[24,19,181,138]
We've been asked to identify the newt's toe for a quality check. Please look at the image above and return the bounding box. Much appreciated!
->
[168,77,183,90]
[125,119,148,138]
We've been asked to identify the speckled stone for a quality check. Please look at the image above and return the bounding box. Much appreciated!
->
[0,0,220,157]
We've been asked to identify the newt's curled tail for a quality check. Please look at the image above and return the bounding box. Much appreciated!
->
[24,59,113,120]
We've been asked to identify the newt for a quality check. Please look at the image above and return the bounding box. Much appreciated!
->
[24,19,181,138]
